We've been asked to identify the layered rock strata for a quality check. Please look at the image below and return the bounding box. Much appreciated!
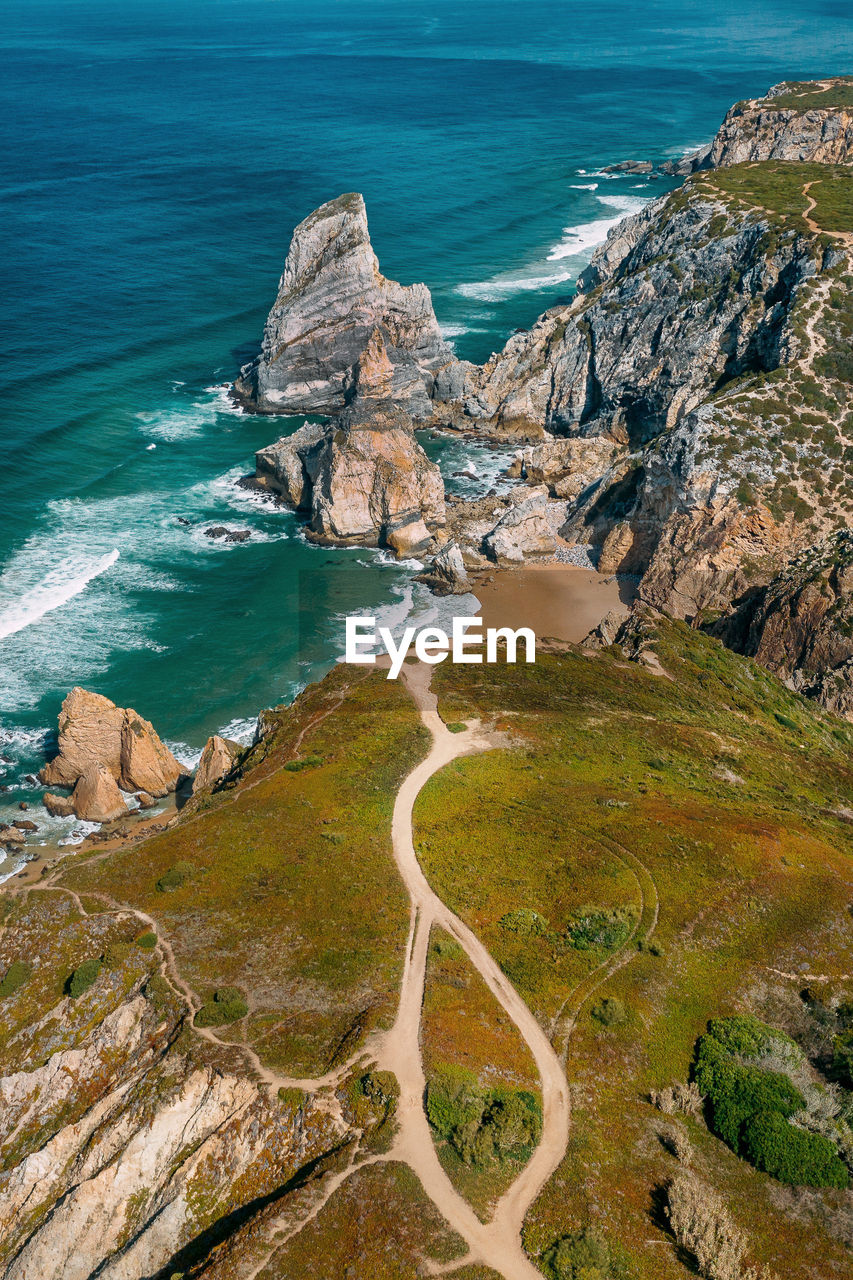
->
[234,192,466,419]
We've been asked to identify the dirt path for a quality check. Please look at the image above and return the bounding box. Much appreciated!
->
[371,663,570,1279]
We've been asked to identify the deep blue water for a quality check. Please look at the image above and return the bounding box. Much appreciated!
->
[1,0,851,845]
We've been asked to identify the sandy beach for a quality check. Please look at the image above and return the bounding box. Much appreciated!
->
[473,563,636,645]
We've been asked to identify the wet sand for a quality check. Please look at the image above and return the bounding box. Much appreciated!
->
[473,563,636,645]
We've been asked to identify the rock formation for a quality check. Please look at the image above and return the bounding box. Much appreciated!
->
[697,78,853,169]
[192,735,242,794]
[252,331,446,555]
[40,688,185,821]
[415,542,471,595]
[483,487,567,564]
[233,192,465,419]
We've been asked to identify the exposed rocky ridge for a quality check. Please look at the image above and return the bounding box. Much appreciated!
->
[0,896,354,1280]
[699,78,853,170]
[193,735,242,795]
[233,192,467,419]
[39,688,186,822]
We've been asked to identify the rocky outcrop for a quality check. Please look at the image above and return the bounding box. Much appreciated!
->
[709,533,853,714]
[40,688,185,820]
[483,486,566,564]
[517,436,619,499]
[415,542,471,595]
[252,332,446,555]
[700,79,853,169]
[0,972,342,1280]
[193,735,241,795]
[234,193,463,419]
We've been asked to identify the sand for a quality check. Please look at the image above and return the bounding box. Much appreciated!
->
[473,563,636,645]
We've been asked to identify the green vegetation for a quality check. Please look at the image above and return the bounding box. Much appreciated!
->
[446,722,468,734]
[566,906,635,953]
[542,1229,632,1280]
[418,623,853,1276]
[59,667,428,1076]
[426,1064,542,1168]
[135,931,157,949]
[694,1015,850,1188]
[155,861,196,893]
[761,78,853,111]
[66,958,102,999]
[591,997,628,1028]
[0,961,30,999]
[691,161,852,235]
[283,754,323,772]
[341,1069,399,1153]
[195,987,248,1027]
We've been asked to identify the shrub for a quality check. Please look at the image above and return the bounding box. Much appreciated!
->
[0,961,30,999]
[446,722,467,734]
[67,958,102,999]
[135,931,157,950]
[104,941,132,967]
[284,754,323,772]
[543,1228,612,1280]
[591,997,627,1028]
[666,1169,770,1280]
[155,861,196,892]
[500,908,548,937]
[741,1110,849,1188]
[566,906,634,952]
[426,1066,542,1167]
[195,987,248,1026]
[694,1015,850,1189]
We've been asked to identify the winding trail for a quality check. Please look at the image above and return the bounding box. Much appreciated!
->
[373,662,571,1279]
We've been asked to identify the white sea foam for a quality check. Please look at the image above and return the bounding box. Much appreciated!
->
[569,183,599,190]
[455,190,650,301]
[219,716,259,746]
[0,549,120,641]
[166,739,204,770]
[547,193,648,261]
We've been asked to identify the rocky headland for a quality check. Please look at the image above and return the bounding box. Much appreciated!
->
[233,76,853,716]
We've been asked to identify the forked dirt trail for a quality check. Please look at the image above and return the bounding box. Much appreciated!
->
[377,663,571,1279]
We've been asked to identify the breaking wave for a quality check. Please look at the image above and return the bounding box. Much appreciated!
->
[0,549,120,641]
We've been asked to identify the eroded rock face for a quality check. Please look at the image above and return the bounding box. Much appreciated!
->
[483,487,566,564]
[0,977,342,1280]
[253,333,446,556]
[234,193,460,419]
[40,688,185,819]
[415,542,471,595]
[193,735,241,795]
[703,80,853,168]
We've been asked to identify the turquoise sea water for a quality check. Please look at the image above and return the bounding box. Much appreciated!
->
[1,0,851,846]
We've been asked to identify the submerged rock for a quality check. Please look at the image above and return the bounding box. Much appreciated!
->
[234,192,461,419]
[40,688,185,820]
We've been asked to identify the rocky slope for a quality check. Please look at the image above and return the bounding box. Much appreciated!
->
[697,77,853,170]
[233,192,466,419]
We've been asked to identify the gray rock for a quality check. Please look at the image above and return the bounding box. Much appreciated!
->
[483,487,567,564]
[416,542,471,595]
[234,192,459,419]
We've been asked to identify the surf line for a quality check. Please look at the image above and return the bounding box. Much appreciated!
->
[344,614,535,680]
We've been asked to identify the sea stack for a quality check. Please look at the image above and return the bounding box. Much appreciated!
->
[40,688,186,822]
[233,192,464,418]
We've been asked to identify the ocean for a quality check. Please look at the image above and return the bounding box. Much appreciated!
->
[1,0,851,856]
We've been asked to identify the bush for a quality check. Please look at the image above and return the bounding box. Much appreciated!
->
[694,1015,850,1189]
[67,958,102,999]
[0,961,30,999]
[104,941,132,967]
[591,997,627,1028]
[135,931,157,950]
[500,908,548,937]
[566,906,634,952]
[155,861,196,892]
[284,755,323,772]
[543,1228,612,1280]
[426,1065,542,1167]
[195,987,248,1026]
[446,722,467,734]
[741,1110,849,1188]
